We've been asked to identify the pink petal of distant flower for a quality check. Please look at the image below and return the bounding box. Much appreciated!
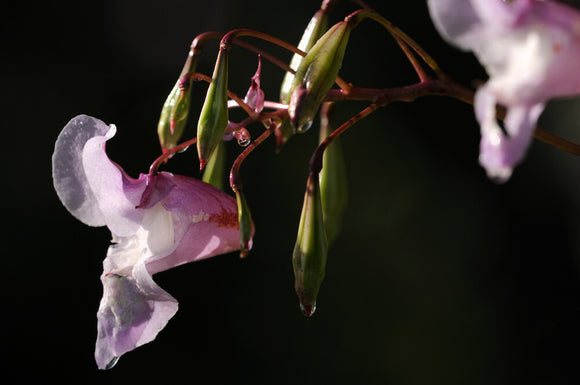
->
[428,0,580,181]
[475,86,544,181]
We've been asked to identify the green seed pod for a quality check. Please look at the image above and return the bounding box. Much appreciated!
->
[288,21,351,132]
[196,46,229,170]
[202,140,226,190]
[319,104,347,246]
[293,173,328,317]
[235,189,254,258]
[280,7,329,103]
[157,53,196,152]
[277,3,331,148]
[170,81,192,131]
[274,120,295,151]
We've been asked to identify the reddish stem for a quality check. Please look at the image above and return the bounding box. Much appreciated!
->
[310,103,380,174]
[221,28,305,56]
[230,123,275,191]
[324,79,580,156]
[149,137,198,174]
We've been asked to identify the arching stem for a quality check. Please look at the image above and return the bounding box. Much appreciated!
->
[346,9,446,80]
[230,122,275,191]
[149,137,198,174]
[324,79,580,156]
[310,102,381,175]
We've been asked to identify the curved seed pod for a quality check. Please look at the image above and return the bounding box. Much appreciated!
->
[196,46,229,170]
[293,173,328,317]
[277,3,331,148]
[157,54,197,152]
[319,103,348,246]
[280,7,330,103]
[288,21,351,132]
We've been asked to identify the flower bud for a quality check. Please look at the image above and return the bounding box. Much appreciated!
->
[319,104,347,246]
[293,173,328,317]
[288,21,350,132]
[157,54,196,152]
[202,140,226,190]
[235,190,254,258]
[197,46,229,170]
[244,56,265,113]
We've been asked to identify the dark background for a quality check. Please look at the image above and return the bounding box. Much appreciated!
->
[3,0,580,383]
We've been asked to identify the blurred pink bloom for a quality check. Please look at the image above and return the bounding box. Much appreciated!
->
[428,0,580,181]
[52,115,241,369]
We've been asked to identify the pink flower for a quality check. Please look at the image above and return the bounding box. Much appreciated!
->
[428,0,580,181]
[52,115,241,369]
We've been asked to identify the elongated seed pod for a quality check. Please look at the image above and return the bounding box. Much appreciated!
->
[288,21,351,132]
[196,46,229,170]
[293,173,328,317]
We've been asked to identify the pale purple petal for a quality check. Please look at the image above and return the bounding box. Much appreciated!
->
[470,0,534,27]
[54,115,242,369]
[429,0,580,181]
[52,114,148,236]
[137,173,176,209]
[428,0,539,51]
[95,260,178,370]
[95,203,178,369]
[94,171,239,368]
[52,115,109,227]
[145,173,240,274]
[476,86,544,182]
[430,0,580,102]
[427,0,483,50]
[103,202,176,277]
[82,127,147,237]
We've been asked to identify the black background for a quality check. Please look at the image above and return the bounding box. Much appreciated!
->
[3,0,580,383]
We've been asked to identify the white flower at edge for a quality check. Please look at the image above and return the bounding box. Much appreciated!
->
[428,0,580,181]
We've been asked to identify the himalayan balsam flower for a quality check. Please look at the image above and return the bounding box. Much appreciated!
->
[428,0,580,181]
[52,115,241,369]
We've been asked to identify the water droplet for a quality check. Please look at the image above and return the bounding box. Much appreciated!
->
[234,128,251,147]
[237,138,251,147]
[296,120,313,134]
[299,302,316,318]
[105,356,120,370]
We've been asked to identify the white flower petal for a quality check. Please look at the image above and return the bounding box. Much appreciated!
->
[95,260,178,370]
[52,115,109,227]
